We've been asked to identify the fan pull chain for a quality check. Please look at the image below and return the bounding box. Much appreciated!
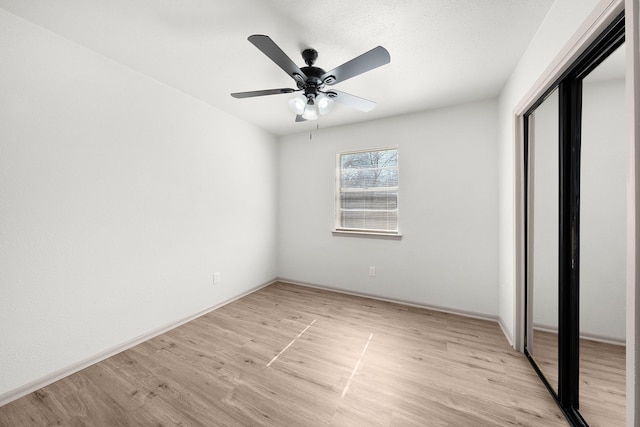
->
[308,118,320,141]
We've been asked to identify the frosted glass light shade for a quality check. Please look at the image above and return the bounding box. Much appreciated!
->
[302,103,318,120]
[316,93,334,115]
[288,94,306,115]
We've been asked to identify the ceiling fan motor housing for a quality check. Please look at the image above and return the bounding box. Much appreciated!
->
[299,49,336,93]
[299,64,327,101]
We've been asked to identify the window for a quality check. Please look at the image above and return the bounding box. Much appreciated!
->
[335,148,399,234]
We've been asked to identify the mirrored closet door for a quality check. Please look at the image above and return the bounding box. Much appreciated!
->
[523,13,625,427]
[527,87,560,394]
[578,43,626,426]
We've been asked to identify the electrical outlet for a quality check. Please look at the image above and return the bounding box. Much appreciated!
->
[213,272,221,284]
[369,266,376,277]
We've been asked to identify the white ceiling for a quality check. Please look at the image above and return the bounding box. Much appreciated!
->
[0,0,556,136]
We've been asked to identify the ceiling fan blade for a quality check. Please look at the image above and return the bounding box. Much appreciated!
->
[328,90,377,112]
[248,35,307,83]
[231,88,297,98]
[295,115,306,122]
[321,46,390,85]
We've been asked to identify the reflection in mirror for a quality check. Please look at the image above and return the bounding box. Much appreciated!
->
[579,42,626,426]
[527,88,559,393]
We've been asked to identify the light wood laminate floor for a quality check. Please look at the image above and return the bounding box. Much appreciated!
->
[0,282,568,426]
[530,329,626,426]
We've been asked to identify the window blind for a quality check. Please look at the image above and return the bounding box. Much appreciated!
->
[336,148,398,233]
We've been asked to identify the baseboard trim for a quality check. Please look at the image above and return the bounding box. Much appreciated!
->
[0,278,277,408]
[498,318,515,348]
[276,277,501,325]
[532,324,626,347]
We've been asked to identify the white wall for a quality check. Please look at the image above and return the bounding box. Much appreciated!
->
[497,0,602,341]
[0,9,278,400]
[278,100,499,317]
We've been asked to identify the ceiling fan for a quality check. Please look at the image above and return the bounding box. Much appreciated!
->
[231,35,390,122]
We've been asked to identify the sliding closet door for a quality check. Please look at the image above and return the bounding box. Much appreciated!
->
[526,88,560,394]
[523,13,625,427]
[578,43,626,426]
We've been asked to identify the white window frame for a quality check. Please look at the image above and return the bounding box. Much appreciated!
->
[334,147,401,237]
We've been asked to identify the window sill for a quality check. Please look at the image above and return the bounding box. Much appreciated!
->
[332,230,403,240]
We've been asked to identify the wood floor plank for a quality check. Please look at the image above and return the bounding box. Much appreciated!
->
[0,281,577,426]
[530,329,626,426]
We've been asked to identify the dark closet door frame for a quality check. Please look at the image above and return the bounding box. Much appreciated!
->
[523,13,625,427]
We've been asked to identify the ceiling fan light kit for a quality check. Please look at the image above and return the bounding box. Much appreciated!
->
[302,102,319,121]
[231,35,390,122]
[288,94,307,115]
[315,93,334,115]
